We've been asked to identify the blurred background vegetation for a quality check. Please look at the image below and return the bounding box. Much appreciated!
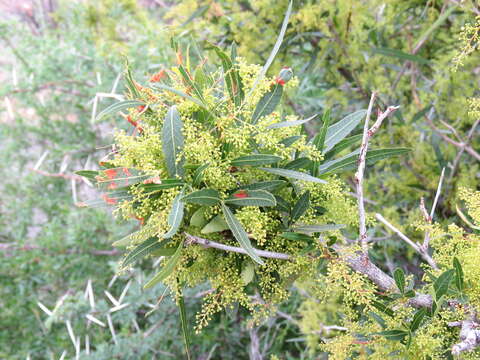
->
[1,0,479,358]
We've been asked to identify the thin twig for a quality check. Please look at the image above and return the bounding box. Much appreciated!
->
[375,213,438,270]
[184,233,291,260]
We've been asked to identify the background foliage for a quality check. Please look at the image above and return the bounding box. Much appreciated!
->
[1,0,479,359]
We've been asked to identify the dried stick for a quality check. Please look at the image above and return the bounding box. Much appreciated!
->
[184,233,291,260]
[449,317,480,355]
[375,213,438,270]
[355,93,399,251]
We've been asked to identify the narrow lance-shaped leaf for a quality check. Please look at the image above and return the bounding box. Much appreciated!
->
[259,167,327,184]
[163,190,185,239]
[372,47,430,65]
[201,214,229,234]
[154,84,206,109]
[162,106,184,178]
[96,167,151,191]
[291,191,310,223]
[95,100,145,122]
[249,0,293,94]
[293,224,346,234]
[225,190,276,207]
[212,44,244,107]
[178,289,192,360]
[267,114,317,129]
[318,148,410,175]
[311,110,331,175]
[433,269,454,301]
[222,204,264,265]
[252,83,283,124]
[323,134,362,160]
[453,257,464,292]
[410,308,427,332]
[323,110,367,152]
[192,163,209,186]
[240,180,286,192]
[394,268,406,294]
[178,65,207,105]
[231,154,282,167]
[144,240,184,289]
[75,170,99,181]
[125,63,141,98]
[121,237,173,269]
[182,189,221,206]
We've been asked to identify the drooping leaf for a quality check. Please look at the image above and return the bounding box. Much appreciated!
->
[318,148,410,175]
[453,257,464,292]
[252,83,283,124]
[95,100,145,123]
[144,240,184,289]
[162,106,185,178]
[291,191,310,223]
[121,237,169,269]
[323,110,366,152]
[409,308,427,332]
[201,214,229,234]
[225,190,276,207]
[222,204,264,265]
[293,224,346,234]
[433,269,454,301]
[163,190,185,239]
[240,180,286,192]
[259,167,327,184]
[231,154,282,167]
[182,189,221,206]
[267,114,317,129]
[394,268,406,294]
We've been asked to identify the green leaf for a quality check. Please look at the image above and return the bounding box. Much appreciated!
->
[74,170,99,180]
[323,110,366,152]
[201,214,229,234]
[222,204,264,265]
[125,64,141,98]
[192,163,209,186]
[231,154,282,167]
[293,224,346,234]
[140,180,185,193]
[372,47,430,65]
[394,268,406,294]
[163,191,185,239]
[212,44,244,107]
[433,269,454,301]
[241,180,286,192]
[267,114,317,129]
[225,190,276,207]
[311,110,331,175]
[112,231,138,247]
[241,261,255,285]
[162,106,185,178]
[409,308,426,332]
[280,135,301,147]
[259,167,327,184]
[453,257,464,292]
[144,240,184,289]
[154,84,206,109]
[275,195,291,213]
[182,189,221,206]
[178,65,207,105]
[323,134,362,160]
[121,237,166,269]
[284,157,311,170]
[178,289,192,360]
[95,100,145,122]
[376,329,408,341]
[190,207,208,228]
[252,83,283,124]
[318,148,410,175]
[249,0,292,94]
[96,168,150,190]
[291,191,310,223]
[371,300,394,317]
[280,232,313,242]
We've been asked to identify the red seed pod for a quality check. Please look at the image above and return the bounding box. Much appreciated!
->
[233,190,248,198]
